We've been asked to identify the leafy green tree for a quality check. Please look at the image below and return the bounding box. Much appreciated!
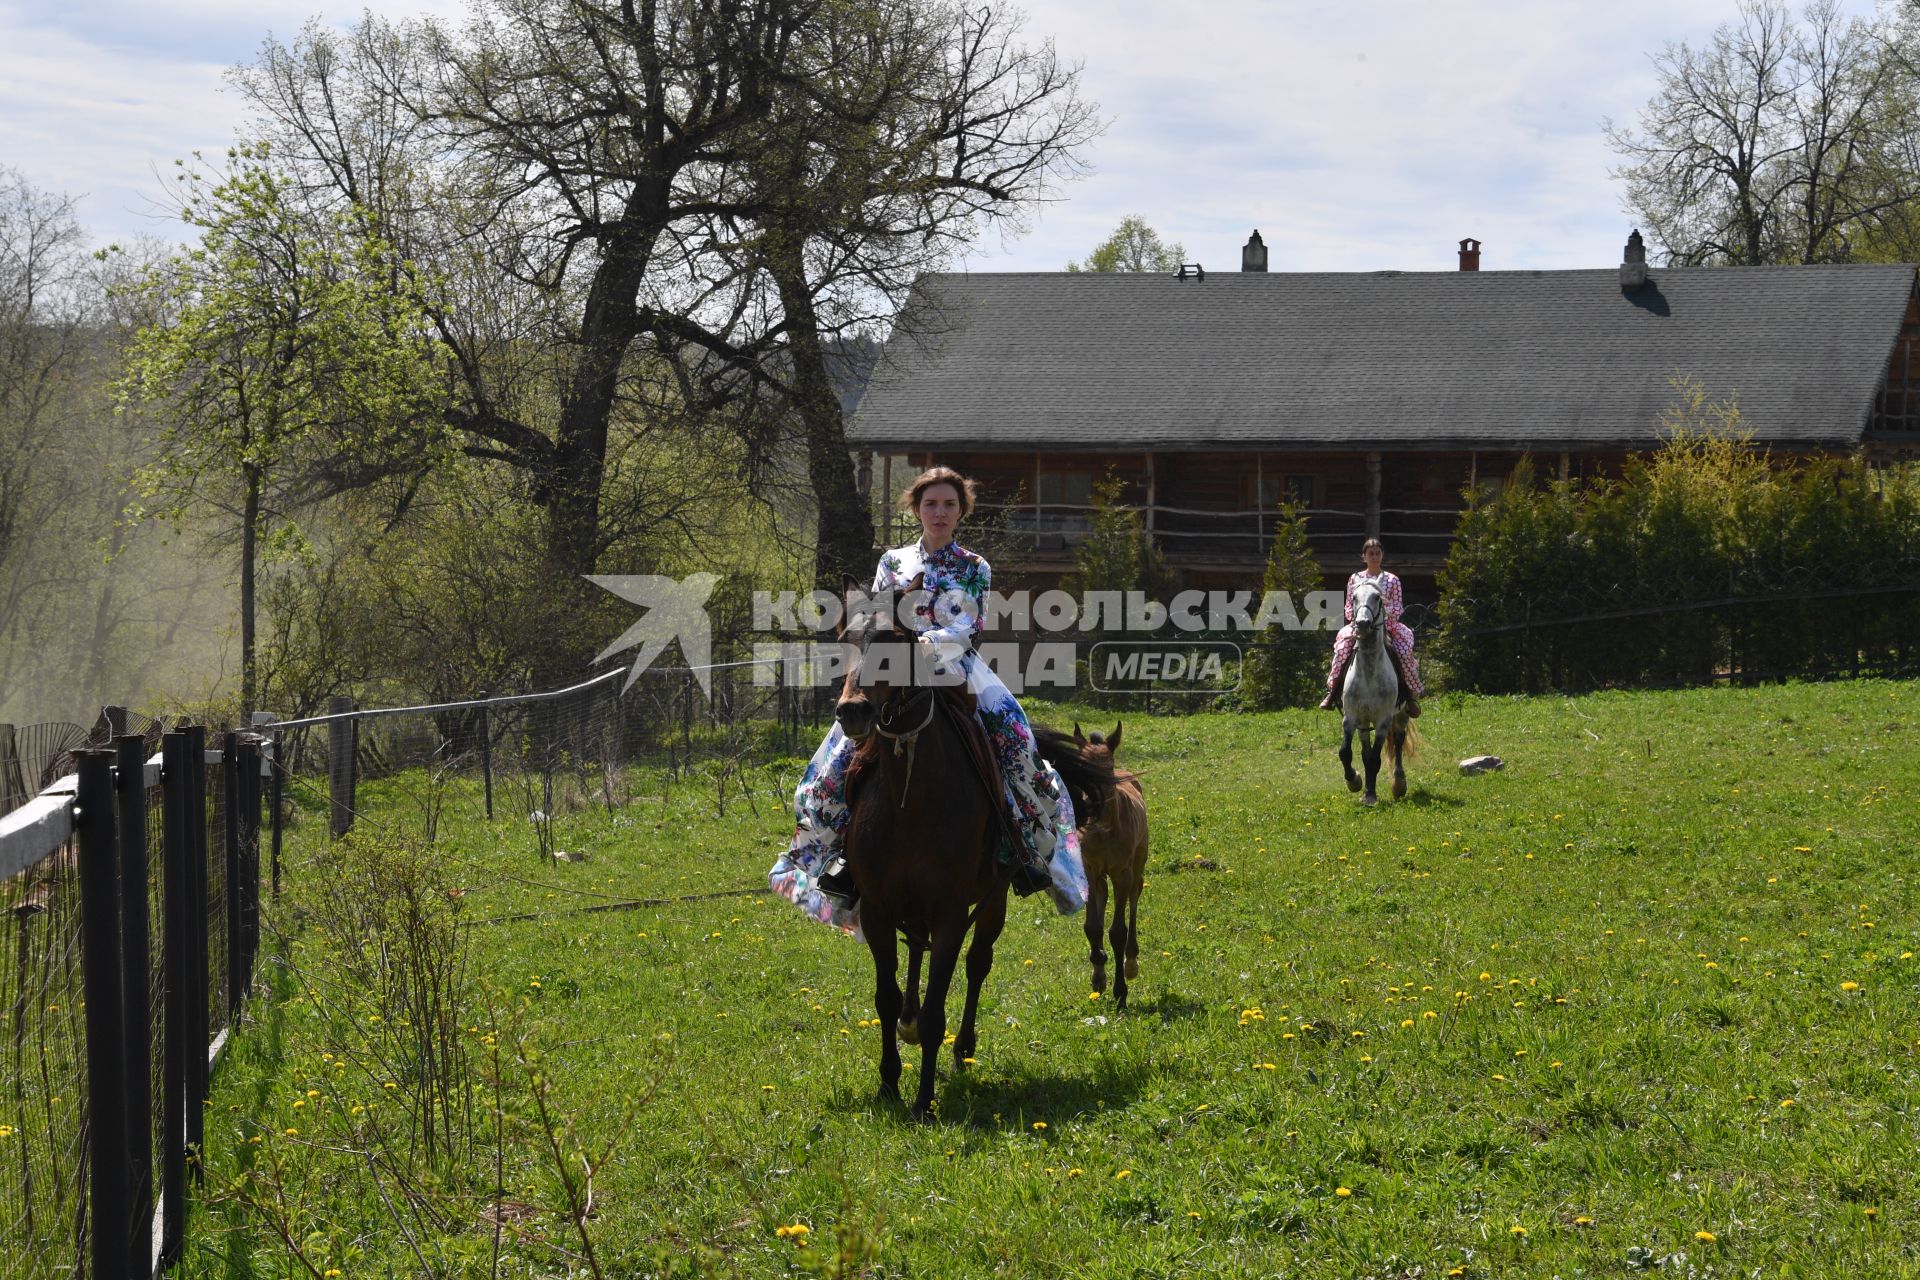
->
[117,146,446,716]
[1067,216,1185,273]
[1240,500,1323,709]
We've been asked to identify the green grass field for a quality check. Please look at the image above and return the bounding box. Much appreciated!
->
[192,680,1920,1278]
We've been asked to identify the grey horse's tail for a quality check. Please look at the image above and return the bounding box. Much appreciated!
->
[1387,716,1422,770]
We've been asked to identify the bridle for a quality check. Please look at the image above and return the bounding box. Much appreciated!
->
[846,604,937,808]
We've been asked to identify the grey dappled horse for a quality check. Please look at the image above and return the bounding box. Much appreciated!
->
[1339,579,1414,804]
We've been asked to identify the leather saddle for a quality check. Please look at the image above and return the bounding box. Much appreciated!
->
[847,685,1024,864]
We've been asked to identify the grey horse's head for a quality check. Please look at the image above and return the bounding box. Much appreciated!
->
[1350,579,1385,636]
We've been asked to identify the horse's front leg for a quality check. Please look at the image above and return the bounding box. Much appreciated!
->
[955,886,1007,1071]
[1108,881,1133,1010]
[1361,722,1384,805]
[1084,866,1109,995]
[1339,719,1362,792]
[863,912,904,1104]
[911,914,969,1121]
[897,939,925,1045]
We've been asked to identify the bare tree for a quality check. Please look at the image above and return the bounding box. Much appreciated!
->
[731,0,1099,586]
[1606,0,1919,266]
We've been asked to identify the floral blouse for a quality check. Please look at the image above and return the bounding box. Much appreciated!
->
[873,539,991,662]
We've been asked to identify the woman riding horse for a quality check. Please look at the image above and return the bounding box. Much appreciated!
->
[1319,537,1424,716]
[767,467,1090,934]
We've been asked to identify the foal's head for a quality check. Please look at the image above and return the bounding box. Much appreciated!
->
[1072,720,1125,766]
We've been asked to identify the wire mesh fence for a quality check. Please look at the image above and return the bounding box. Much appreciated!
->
[0,828,89,1280]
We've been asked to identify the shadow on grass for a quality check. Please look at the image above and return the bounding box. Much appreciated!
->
[836,1055,1151,1130]
[1122,990,1208,1024]
[939,1057,1151,1130]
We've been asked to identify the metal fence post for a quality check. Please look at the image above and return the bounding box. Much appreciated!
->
[184,723,209,1168]
[223,733,244,1016]
[75,747,131,1280]
[269,740,284,899]
[327,695,356,839]
[113,734,156,1269]
[237,738,261,995]
[159,729,190,1266]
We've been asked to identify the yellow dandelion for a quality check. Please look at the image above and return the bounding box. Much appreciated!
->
[1573,1215,1593,1226]
[1780,1098,1796,1108]
[1865,1207,1879,1219]
[1840,981,1860,992]
[1114,1169,1132,1179]
[1335,1186,1352,1197]
[1032,1121,1047,1130]
[1510,1225,1527,1237]
[1067,1167,1084,1177]
[1695,1230,1716,1243]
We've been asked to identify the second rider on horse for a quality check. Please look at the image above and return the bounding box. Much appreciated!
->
[1319,537,1424,717]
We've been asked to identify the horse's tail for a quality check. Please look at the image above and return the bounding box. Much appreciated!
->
[1388,715,1422,769]
[1034,725,1118,823]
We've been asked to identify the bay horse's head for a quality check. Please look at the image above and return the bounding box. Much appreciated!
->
[834,573,929,744]
[1350,579,1385,640]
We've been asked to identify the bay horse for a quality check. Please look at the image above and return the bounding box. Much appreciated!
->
[835,582,1113,1120]
[1339,578,1417,805]
[1071,723,1148,1010]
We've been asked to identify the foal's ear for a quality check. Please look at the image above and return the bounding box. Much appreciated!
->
[1108,721,1124,756]
[1072,721,1086,745]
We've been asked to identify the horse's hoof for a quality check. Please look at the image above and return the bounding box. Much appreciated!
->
[896,1020,920,1046]
[1090,967,1107,994]
[909,1100,937,1124]
[1360,794,1377,807]
[1345,775,1362,793]
[1123,958,1139,980]
[1392,776,1407,800]
[878,1082,901,1104]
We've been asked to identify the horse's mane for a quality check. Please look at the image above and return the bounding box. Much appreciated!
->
[1033,726,1118,822]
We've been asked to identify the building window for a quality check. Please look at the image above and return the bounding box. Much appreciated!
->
[1258,475,1315,508]
[1037,472,1094,507]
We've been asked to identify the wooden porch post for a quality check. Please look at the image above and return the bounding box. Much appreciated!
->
[1365,451,1382,540]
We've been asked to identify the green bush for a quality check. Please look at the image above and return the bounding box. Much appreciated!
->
[1436,390,1920,692]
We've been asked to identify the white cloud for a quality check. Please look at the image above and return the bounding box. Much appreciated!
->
[0,0,1885,267]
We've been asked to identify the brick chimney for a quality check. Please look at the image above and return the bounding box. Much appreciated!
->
[1458,237,1481,271]
[1242,230,1268,272]
[1620,229,1648,290]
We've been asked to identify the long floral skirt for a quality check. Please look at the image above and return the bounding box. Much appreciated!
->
[1327,621,1423,696]
[766,652,1088,938]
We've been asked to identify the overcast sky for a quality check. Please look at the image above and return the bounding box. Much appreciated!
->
[0,0,1887,273]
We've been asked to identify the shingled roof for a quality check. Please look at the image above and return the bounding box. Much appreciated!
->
[847,265,1917,452]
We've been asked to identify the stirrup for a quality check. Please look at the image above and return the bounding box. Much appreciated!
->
[818,860,859,909]
[1009,861,1051,897]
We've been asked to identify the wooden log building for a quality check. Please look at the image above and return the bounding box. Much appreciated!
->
[846,232,1920,596]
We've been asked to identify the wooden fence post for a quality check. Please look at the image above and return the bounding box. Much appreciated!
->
[478,692,494,821]
[327,696,356,839]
